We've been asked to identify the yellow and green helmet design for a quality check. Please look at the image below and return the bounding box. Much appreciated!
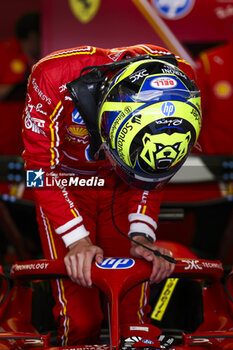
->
[99,58,202,190]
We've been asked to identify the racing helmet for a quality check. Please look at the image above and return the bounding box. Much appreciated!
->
[98,58,202,190]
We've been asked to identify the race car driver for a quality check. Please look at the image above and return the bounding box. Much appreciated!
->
[22,44,201,346]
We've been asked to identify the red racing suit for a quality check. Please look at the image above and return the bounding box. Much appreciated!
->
[195,40,233,154]
[22,44,195,345]
[0,37,29,86]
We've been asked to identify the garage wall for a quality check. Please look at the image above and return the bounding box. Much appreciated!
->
[0,0,40,40]
[41,0,233,56]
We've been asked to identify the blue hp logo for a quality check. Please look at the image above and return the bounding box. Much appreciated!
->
[153,0,195,19]
[26,169,44,187]
[142,340,154,344]
[97,258,135,269]
[72,108,85,124]
[161,102,175,116]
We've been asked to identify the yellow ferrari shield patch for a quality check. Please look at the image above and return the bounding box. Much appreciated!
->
[69,0,101,23]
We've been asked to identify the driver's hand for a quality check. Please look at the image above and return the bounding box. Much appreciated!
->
[130,236,175,284]
[64,236,103,287]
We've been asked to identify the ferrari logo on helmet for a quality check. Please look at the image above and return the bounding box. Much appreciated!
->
[69,0,100,23]
[140,131,191,170]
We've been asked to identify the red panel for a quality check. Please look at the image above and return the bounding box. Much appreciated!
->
[41,0,233,57]
[149,0,233,42]
[0,0,40,41]
[41,0,165,55]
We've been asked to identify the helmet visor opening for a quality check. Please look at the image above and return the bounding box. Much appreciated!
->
[103,143,179,190]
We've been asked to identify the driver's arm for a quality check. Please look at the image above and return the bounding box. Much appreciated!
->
[128,188,175,283]
[64,237,103,288]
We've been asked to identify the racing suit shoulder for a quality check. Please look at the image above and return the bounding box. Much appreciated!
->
[31,46,108,94]
[120,43,196,81]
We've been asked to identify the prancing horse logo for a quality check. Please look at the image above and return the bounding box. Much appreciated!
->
[69,0,100,23]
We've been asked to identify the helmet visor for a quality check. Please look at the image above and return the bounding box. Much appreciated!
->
[103,143,179,190]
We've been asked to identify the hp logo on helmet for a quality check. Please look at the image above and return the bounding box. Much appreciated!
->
[96,257,135,269]
[152,0,195,19]
[161,102,175,116]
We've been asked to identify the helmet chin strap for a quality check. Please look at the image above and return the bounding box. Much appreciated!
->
[111,177,177,265]
[66,69,104,160]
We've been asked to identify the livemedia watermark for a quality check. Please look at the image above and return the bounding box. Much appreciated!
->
[26,169,105,188]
